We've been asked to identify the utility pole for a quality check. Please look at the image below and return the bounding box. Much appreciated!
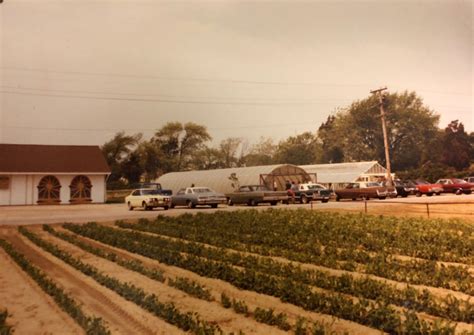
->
[370,87,393,186]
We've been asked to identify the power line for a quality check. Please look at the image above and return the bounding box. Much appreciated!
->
[0,89,348,106]
[3,122,316,133]
[1,66,373,87]
[0,84,353,104]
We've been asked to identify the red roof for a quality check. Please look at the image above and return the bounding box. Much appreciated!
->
[0,144,110,174]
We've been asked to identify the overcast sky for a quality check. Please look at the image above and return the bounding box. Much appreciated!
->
[0,0,472,148]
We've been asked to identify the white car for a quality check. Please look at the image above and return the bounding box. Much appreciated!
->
[125,188,171,211]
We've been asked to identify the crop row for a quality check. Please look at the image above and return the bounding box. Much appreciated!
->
[136,210,473,264]
[63,222,459,334]
[116,218,473,297]
[103,223,474,323]
[44,225,338,334]
[43,225,216,302]
[18,227,221,335]
[0,238,110,335]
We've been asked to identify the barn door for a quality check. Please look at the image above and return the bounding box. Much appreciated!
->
[37,175,61,204]
[69,175,92,204]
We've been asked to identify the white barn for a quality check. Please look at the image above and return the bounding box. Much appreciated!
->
[0,144,110,206]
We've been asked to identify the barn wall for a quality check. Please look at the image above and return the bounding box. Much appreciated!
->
[0,175,13,205]
[89,175,106,203]
[0,174,107,205]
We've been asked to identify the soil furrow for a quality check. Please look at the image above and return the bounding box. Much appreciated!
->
[2,230,182,335]
[57,226,385,335]
[0,248,83,335]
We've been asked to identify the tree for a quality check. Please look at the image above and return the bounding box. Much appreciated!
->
[218,137,244,168]
[136,141,163,181]
[317,115,344,163]
[153,122,211,172]
[318,91,440,171]
[100,131,142,183]
[441,120,471,170]
[274,132,322,165]
[243,137,276,166]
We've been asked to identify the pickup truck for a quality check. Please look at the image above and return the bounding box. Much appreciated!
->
[289,183,331,203]
[226,185,288,206]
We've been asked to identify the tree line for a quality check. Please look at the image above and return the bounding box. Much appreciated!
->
[102,91,474,188]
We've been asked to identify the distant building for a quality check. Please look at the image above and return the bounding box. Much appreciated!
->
[299,161,394,190]
[157,164,312,195]
[0,144,110,205]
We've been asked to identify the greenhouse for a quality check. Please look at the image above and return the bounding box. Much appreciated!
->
[299,161,392,189]
[157,164,312,194]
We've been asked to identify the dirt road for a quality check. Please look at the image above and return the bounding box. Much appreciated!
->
[0,193,473,226]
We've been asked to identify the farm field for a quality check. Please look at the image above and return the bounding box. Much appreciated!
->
[0,209,473,334]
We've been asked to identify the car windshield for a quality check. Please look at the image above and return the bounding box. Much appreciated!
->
[249,185,269,191]
[453,178,467,184]
[193,188,213,193]
[366,182,381,187]
[141,189,160,195]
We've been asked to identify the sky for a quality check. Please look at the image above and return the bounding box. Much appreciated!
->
[0,0,472,149]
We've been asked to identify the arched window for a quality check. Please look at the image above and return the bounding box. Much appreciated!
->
[69,175,92,204]
[37,175,61,204]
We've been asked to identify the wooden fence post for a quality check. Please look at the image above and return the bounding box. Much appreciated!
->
[426,203,430,218]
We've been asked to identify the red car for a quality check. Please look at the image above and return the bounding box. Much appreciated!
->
[411,180,443,197]
[435,178,474,195]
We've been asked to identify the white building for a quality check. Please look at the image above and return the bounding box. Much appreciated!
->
[0,144,110,205]
[300,161,394,190]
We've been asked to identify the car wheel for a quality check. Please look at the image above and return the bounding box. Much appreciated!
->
[227,198,234,206]
[335,195,340,202]
[415,192,422,197]
[142,202,148,210]
[301,195,308,204]
[270,201,277,206]
[249,199,257,206]
[321,199,329,203]
[402,194,408,198]
[127,202,134,211]
[465,190,472,195]
[351,198,356,201]
[378,196,386,200]
[186,200,195,209]
[435,192,441,196]
[455,189,462,195]
[164,206,169,210]
[427,193,433,197]
[211,204,218,208]
[170,203,175,209]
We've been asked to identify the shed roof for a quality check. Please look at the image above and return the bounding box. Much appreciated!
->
[0,144,110,174]
[157,164,309,194]
[300,161,386,183]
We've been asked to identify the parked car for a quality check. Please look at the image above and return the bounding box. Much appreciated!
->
[335,182,397,201]
[226,185,288,206]
[435,178,474,195]
[464,176,474,183]
[171,187,227,208]
[410,180,443,197]
[130,182,172,196]
[288,183,331,203]
[391,180,417,197]
[125,188,171,211]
